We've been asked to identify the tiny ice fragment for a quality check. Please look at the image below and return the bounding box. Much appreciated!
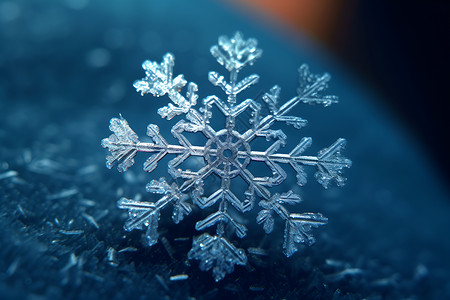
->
[155,274,169,291]
[59,229,84,235]
[47,188,79,200]
[107,247,119,267]
[82,212,100,229]
[249,285,265,292]
[169,274,189,281]
[118,246,138,253]
[0,170,18,180]
[247,247,268,256]
[17,204,26,217]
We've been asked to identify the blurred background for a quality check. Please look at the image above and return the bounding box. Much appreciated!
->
[1,1,448,180]
[223,0,450,183]
[0,1,449,299]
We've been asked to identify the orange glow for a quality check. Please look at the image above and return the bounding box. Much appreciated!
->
[222,0,353,47]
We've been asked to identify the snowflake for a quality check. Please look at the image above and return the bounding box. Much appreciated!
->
[102,32,351,281]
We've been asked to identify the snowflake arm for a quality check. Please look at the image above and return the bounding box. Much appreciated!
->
[249,137,352,188]
[117,197,161,246]
[263,85,308,129]
[208,72,260,96]
[134,53,198,119]
[117,178,190,246]
[283,213,328,257]
[195,210,247,238]
[257,191,328,256]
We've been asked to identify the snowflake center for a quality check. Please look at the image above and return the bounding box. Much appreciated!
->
[203,130,251,178]
[221,148,233,159]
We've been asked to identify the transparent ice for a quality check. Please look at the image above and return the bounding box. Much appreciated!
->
[102,32,351,281]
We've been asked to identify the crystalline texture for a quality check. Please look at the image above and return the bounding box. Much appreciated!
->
[102,32,351,281]
[133,53,198,119]
[188,233,247,282]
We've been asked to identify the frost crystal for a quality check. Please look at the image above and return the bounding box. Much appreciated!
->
[102,32,351,281]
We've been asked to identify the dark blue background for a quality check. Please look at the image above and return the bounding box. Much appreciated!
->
[0,1,449,299]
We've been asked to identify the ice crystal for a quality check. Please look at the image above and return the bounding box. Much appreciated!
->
[102,32,351,281]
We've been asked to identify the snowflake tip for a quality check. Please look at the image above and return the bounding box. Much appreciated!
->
[211,31,263,72]
[102,117,139,172]
[283,213,328,257]
[188,233,247,281]
[315,138,352,188]
[297,64,339,107]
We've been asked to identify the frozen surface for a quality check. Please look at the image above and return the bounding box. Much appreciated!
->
[1,0,449,299]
